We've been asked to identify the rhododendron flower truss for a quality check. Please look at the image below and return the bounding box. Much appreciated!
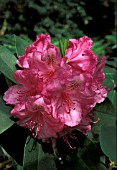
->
[3,33,107,143]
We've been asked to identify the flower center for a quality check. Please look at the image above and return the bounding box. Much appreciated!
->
[26,115,42,138]
[62,93,75,113]
[46,54,55,66]
[66,59,70,63]
[67,81,79,91]
[43,71,54,83]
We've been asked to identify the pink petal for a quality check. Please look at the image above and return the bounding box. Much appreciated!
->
[3,85,23,105]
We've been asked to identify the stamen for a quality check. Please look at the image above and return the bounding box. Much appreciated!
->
[43,71,54,83]
[67,82,79,91]
[69,133,77,140]
[90,112,100,123]
[47,53,55,66]
[66,59,70,63]
[62,93,76,114]
[26,120,41,138]
[17,89,32,95]
[63,136,76,150]
[17,89,35,99]
[93,118,100,123]
[52,138,57,155]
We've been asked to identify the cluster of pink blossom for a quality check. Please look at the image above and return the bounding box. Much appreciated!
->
[3,34,107,141]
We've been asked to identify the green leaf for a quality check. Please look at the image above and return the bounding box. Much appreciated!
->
[0,95,13,134]
[16,165,23,170]
[58,39,68,57]
[63,39,68,56]
[92,98,116,138]
[59,39,64,58]
[93,98,116,127]
[14,35,30,56]
[104,66,117,80]
[78,137,105,170]
[103,66,117,90]
[92,39,109,58]
[23,137,57,170]
[105,33,116,44]
[100,125,117,163]
[108,90,117,111]
[106,58,117,68]
[67,154,90,170]
[0,45,17,82]
[103,75,114,90]
[0,34,16,54]
[5,77,13,87]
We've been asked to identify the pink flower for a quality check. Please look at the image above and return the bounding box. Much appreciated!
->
[17,34,61,71]
[92,57,107,103]
[3,72,64,140]
[3,34,107,141]
[17,34,51,68]
[44,72,85,127]
[12,96,64,139]
[64,36,98,72]
[3,70,42,106]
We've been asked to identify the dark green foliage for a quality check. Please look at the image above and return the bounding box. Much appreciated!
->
[0,0,115,39]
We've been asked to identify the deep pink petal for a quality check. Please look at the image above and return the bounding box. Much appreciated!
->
[33,33,51,52]
[65,36,97,72]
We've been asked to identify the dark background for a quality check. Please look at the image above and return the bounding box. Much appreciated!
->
[0,0,115,39]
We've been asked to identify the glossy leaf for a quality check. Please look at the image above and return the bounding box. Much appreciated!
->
[108,90,117,111]
[64,154,90,170]
[78,137,102,170]
[103,66,117,90]
[93,98,116,127]
[14,35,30,57]
[63,39,68,56]
[0,34,16,54]
[100,125,117,163]
[59,39,64,57]
[16,165,23,170]
[0,45,17,83]
[0,95,13,134]
[92,98,116,141]
[104,66,117,80]
[106,58,117,68]
[23,137,57,170]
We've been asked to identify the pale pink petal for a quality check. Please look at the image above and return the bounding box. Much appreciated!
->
[11,103,26,118]
[58,104,82,127]
[17,34,51,69]
[33,33,51,52]
[94,85,107,103]
[3,85,23,105]
[15,96,64,139]
[14,69,43,94]
[42,45,62,67]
